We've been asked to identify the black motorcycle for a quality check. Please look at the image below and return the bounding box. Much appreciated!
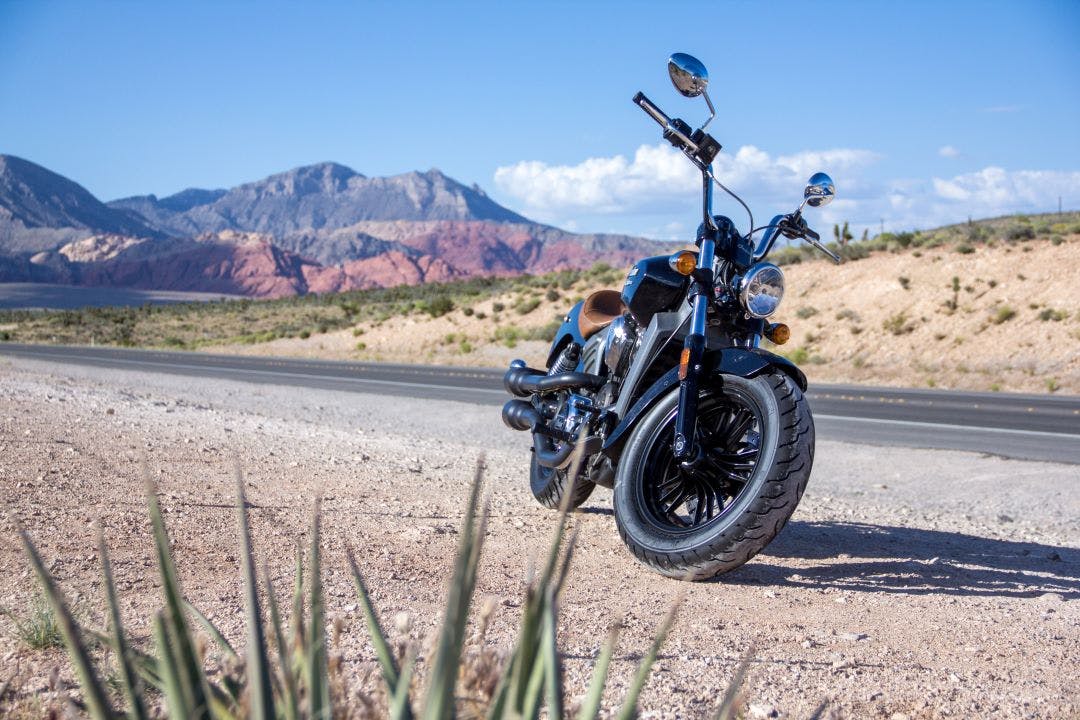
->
[501,53,840,581]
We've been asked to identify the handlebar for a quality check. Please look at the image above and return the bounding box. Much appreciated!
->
[633,91,671,128]
[632,91,699,154]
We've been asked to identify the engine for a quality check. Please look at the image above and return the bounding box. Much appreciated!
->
[603,315,639,379]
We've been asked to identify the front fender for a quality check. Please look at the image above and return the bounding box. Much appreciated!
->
[601,346,806,458]
[545,301,588,369]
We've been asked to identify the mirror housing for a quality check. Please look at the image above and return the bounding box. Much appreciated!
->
[803,172,835,208]
[668,53,709,98]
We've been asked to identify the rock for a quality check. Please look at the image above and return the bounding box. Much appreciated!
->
[748,703,778,718]
[840,632,868,642]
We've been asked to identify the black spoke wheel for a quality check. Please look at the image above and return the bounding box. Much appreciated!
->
[613,371,814,580]
[642,392,762,531]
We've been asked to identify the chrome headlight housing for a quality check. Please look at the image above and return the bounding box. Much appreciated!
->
[738,262,785,318]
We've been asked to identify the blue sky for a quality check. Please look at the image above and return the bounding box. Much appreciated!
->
[1,0,1077,240]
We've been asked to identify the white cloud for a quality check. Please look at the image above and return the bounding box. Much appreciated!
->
[938,145,961,159]
[493,143,1078,239]
[493,143,879,222]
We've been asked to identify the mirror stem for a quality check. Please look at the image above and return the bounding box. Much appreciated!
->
[700,90,716,130]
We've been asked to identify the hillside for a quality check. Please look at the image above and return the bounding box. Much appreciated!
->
[3,213,1077,394]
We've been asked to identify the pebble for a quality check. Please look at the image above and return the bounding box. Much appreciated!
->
[840,632,867,642]
[748,703,778,719]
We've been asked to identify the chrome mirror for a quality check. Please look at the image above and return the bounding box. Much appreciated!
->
[668,52,716,129]
[802,172,835,209]
[668,53,709,97]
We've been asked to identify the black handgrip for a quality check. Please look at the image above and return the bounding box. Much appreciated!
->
[803,227,820,242]
[633,91,670,128]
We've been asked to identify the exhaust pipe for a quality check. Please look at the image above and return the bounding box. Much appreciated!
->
[503,359,605,397]
[502,398,603,469]
[501,399,541,431]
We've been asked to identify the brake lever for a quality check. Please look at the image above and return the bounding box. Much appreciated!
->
[803,231,842,264]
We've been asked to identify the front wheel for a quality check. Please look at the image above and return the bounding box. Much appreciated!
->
[613,371,814,580]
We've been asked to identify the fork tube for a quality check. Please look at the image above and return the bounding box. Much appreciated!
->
[674,166,717,460]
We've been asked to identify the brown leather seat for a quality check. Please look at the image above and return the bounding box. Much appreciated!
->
[578,289,626,339]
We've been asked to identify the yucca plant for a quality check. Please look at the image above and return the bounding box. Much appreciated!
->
[16,456,696,719]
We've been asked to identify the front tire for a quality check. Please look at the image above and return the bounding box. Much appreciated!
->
[613,371,814,580]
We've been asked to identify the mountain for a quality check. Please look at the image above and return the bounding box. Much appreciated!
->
[0,155,161,253]
[0,156,669,298]
[108,163,530,238]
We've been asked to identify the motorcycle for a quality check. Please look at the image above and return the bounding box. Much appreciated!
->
[501,53,840,581]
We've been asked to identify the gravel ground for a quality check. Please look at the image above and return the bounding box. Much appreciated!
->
[0,357,1077,718]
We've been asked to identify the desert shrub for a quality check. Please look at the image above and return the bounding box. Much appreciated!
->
[474,311,487,320]
[795,306,818,319]
[353,327,365,336]
[0,591,62,649]
[898,276,911,290]
[462,307,474,316]
[1038,308,1068,322]
[424,295,455,318]
[492,302,505,313]
[883,311,916,335]
[299,329,311,339]
[992,306,1017,324]
[545,288,560,302]
[1005,224,1035,241]
[493,325,521,348]
[17,462,707,720]
[526,320,562,342]
[955,243,975,254]
[514,297,541,315]
[355,341,367,350]
[835,308,860,322]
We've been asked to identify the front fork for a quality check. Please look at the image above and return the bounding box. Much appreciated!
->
[673,233,715,461]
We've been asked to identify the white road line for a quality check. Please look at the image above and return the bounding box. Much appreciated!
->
[815,413,1080,439]
[10,352,509,396]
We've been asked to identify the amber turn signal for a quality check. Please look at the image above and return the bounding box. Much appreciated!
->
[668,250,697,276]
[765,322,790,345]
[678,347,692,380]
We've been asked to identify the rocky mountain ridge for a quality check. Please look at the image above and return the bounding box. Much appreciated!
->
[0,155,667,298]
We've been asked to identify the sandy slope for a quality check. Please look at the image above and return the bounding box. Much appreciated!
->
[207,236,1080,395]
[1,358,1076,718]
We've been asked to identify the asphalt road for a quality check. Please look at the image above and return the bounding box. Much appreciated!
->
[2,342,1078,464]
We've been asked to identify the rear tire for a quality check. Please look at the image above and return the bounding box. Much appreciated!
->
[530,454,595,510]
[613,371,814,580]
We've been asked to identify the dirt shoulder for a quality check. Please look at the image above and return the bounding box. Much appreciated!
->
[0,358,1077,718]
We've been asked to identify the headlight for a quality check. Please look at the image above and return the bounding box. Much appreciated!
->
[738,262,785,318]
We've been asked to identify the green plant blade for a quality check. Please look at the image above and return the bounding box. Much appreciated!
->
[98,525,148,720]
[575,622,621,720]
[145,476,211,718]
[389,652,417,720]
[153,611,192,720]
[541,585,564,720]
[306,499,332,719]
[346,549,401,693]
[265,564,299,720]
[185,601,239,663]
[614,596,682,720]
[422,457,488,720]
[236,471,276,720]
[18,525,114,719]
